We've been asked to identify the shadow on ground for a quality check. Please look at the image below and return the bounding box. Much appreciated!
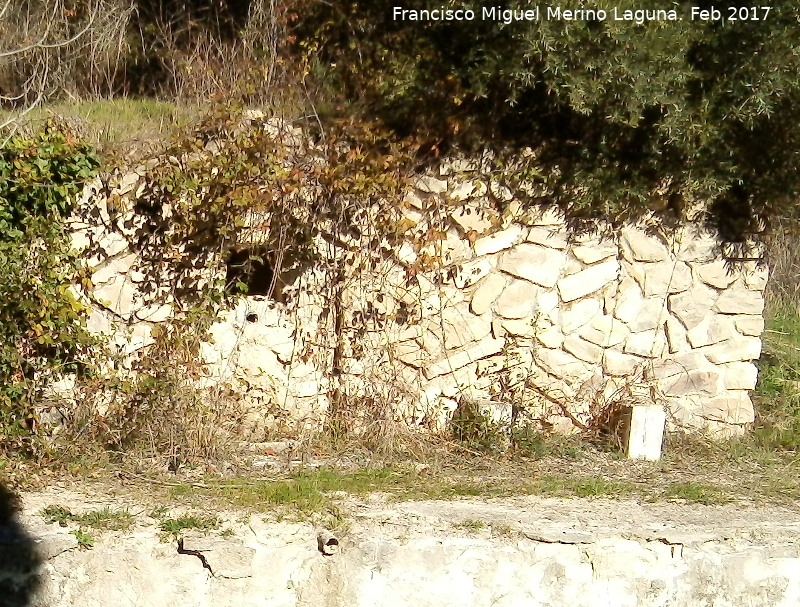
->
[0,483,42,607]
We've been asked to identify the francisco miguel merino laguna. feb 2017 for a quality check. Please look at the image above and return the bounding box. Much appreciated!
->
[393,6,692,24]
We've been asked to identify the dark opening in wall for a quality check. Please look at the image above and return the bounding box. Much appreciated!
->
[225,246,275,297]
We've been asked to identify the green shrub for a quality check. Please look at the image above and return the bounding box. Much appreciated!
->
[0,123,100,454]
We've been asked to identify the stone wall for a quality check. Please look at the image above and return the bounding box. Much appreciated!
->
[68,154,768,437]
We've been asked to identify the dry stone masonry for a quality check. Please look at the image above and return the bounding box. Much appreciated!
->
[67,143,768,442]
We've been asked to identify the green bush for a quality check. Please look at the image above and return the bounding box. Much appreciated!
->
[0,124,100,453]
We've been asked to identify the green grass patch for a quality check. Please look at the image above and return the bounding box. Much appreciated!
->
[662,482,732,505]
[2,98,196,153]
[42,505,134,531]
[159,514,220,537]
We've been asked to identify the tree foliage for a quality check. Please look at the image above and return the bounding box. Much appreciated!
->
[295,0,800,240]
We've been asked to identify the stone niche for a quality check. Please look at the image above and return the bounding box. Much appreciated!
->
[69,155,768,438]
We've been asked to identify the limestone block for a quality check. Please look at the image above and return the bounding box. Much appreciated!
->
[702,337,762,364]
[537,326,564,348]
[661,369,721,397]
[675,228,717,262]
[557,260,619,302]
[562,257,584,277]
[494,279,539,319]
[470,272,506,316]
[86,308,116,334]
[561,298,602,334]
[448,181,478,201]
[735,315,765,336]
[209,322,241,361]
[629,260,692,297]
[629,297,669,334]
[621,228,669,262]
[665,316,689,353]
[525,227,568,249]
[397,242,417,265]
[722,362,759,390]
[669,285,718,330]
[440,307,492,349]
[415,175,448,194]
[537,290,560,321]
[92,253,138,285]
[403,190,425,210]
[611,278,644,326]
[476,356,505,375]
[646,352,709,380]
[743,262,769,291]
[289,379,321,398]
[99,232,129,257]
[423,336,505,379]
[686,315,739,348]
[498,243,564,287]
[501,318,537,338]
[134,303,172,323]
[93,277,138,319]
[699,391,755,425]
[450,206,496,234]
[603,349,644,376]
[695,260,737,289]
[572,242,617,265]
[713,289,765,315]
[473,225,524,256]
[536,348,592,381]
[453,258,493,289]
[563,335,603,364]
[624,329,668,358]
[579,315,630,347]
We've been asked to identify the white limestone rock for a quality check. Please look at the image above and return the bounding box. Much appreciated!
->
[621,228,670,262]
[572,241,617,265]
[701,337,762,364]
[450,205,496,234]
[440,307,492,349]
[453,258,493,289]
[525,227,568,249]
[735,315,765,336]
[557,260,619,302]
[473,225,524,256]
[470,273,507,315]
[713,289,765,315]
[686,315,739,349]
[700,391,755,425]
[536,348,592,381]
[722,362,759,390]
[579,315,630,348]
[669,285,718,330]
[424,336,505,379]
[628,260,692,297]
[563,335,603,365]
[494,279,539,319]
[415,175,448,194]
[743,262,769,291]
[661,369,721,397]
[498,243,565,287]
[665,316,689,353]
[695,260,738,289]
[624,329,668,358]
[561,298,602,334]
[603,349,645,376]
[537,326,565,349]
